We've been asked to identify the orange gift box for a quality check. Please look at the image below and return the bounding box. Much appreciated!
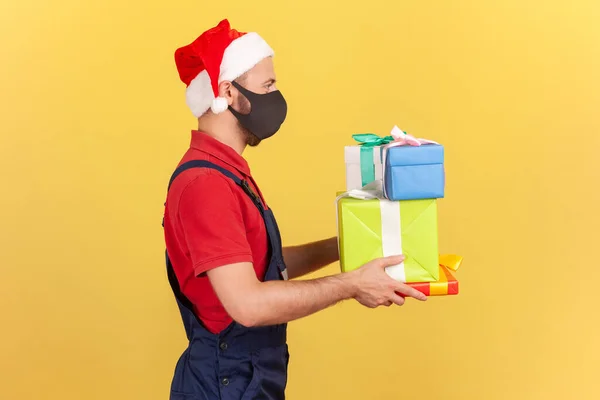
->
[406,254,462,296]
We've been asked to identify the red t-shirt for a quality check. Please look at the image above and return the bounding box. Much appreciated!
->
[163,131,269,334]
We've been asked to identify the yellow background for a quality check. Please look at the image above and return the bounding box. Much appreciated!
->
[2,0,600,399]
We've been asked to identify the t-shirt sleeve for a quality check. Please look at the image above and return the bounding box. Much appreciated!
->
[178,173,253,276]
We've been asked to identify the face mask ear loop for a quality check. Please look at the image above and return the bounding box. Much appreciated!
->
[230,81,253,100]
[229,81,253,117]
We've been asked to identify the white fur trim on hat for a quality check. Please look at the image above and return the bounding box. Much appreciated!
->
[186,70,212,118]
[185,32,275,117]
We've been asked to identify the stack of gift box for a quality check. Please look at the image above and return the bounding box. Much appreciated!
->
[337,125,462,296]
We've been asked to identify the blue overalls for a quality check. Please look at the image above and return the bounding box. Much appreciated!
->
[164,160,289,400]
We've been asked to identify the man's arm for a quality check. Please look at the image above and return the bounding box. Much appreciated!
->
[282,237,339,279]
[207,262,353,327]
[207,255,426,328]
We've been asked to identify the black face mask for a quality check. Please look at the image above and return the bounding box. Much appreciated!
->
[229,81,288,140]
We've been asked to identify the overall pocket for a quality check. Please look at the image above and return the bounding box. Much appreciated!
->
[245,344,289,400]
[170,391,199,400]
[239,352,262,400]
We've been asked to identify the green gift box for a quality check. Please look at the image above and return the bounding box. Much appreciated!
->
[337,193,439,282]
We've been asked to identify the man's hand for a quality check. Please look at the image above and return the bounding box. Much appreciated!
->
[347,255,427,307]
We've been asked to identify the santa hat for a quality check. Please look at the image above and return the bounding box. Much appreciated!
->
[174,19,274,117]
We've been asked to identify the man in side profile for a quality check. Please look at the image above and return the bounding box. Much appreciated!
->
[163,18,426,400]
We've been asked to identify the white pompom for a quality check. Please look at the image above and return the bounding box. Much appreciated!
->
[211,97,229,114]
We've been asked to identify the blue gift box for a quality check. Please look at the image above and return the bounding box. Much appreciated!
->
[383,144,445,200]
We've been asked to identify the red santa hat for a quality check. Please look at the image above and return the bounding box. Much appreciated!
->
[174,19,274,117]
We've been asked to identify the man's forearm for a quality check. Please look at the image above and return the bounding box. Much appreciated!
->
[238,274,355,327]
[283,237,340,279]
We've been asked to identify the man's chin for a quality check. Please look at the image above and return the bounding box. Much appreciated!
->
[245,133,262,147]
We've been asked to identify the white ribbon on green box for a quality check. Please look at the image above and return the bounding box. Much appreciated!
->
[336,180,440,283]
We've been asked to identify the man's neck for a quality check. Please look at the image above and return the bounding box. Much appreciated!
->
[197,114,247,155]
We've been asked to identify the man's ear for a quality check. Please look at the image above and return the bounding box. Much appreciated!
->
[218,81,235,105]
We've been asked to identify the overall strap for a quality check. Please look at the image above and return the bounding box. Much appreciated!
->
[169,160,241,190]
[168,160,263,210]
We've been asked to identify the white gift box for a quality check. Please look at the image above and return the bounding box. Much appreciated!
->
[344,145,384,191]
